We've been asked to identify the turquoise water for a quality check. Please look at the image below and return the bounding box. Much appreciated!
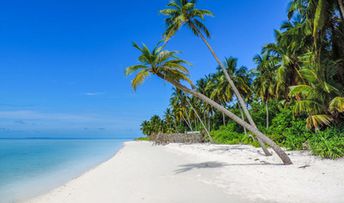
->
[0,139,125,203]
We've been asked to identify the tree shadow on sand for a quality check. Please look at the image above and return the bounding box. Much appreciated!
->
[175,161,283,174]
[207,146,275,157]
[208,146,248,152]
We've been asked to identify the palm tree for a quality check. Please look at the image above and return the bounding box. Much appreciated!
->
[287,0,344,75]
[264,0,344,128]
[149,115,165,134]
[204,72,229,125]
[289,54,344,130]
[197,75,216,130]
[185,95,213,142]
[263,27,307,100]
[170,89,194,131]
[140,115,167,137]
[140,120,152,136]
[222,58,253,128]
[339,0,344,19]
[125,43,292,164]
[159,1,265,147]
[253,53,278,129]
[163,108,175,133]
[206,57,252,129]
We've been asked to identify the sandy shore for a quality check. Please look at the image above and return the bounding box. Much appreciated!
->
[28,141,344,203]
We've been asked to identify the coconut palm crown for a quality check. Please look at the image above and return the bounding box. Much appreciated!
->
[125,43,192,90]
[160,0,213,41]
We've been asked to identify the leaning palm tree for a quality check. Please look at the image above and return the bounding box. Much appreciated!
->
[125,43,292,165]
[160,0,271,156]
[339,0,344,19]
[206,57,252,127]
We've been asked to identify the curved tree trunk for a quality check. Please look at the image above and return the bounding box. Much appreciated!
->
[185,111,194,131]
[181,114,193,131]
[222,113,226,126]
[338,0,344,20]
[239,107,247,135]
[186,98,214,143]
[191,24,271,156]
[207,117,211,132]
[158,75,292,165]
[265,101,269,129]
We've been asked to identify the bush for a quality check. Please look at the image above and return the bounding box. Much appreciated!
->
[250,100,281,130]
[210,106,344,159]
[309,128,344,159]
[211,123,259,146]
[267,108,310,150]
[135,137,150,141]
[284,133,310,150]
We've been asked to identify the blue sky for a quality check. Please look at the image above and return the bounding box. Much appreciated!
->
[0,0,289,138]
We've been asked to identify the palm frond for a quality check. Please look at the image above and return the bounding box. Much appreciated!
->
[329,97,344,113]
[313,0,328,41]
[289,85,314,97]
[306,114,333,130]
[293,99,323,115]
[125,65,147,76]
[131,70,149,91]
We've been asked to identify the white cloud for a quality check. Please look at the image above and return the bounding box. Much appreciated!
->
[82,92,105,96]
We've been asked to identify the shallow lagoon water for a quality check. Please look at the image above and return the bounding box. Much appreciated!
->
[0,139,125,203]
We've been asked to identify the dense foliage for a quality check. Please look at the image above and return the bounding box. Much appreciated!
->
[137,0,344,159]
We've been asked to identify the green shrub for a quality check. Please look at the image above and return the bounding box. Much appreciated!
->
[210,107,344,159]
[310,137,344,159]
[309,129,344,159]
[250,100,281,130]
[135,137,150,141]
[268,133,286,145]
[211,123,258,146]
[284,133,310,150]
[266,108,310,150]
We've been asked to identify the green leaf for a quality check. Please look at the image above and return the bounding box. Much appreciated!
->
[329,97,344,113]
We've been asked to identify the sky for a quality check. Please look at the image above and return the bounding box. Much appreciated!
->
[0,0,289,138]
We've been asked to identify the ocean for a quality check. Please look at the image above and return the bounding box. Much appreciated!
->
[0,138,126,203]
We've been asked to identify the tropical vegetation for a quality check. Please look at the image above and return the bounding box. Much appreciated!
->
[128,0,344,161]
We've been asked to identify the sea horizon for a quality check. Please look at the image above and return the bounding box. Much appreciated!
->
[0,137,132,140]
[0,138,129,203]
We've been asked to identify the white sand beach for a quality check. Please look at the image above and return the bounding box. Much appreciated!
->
[28,141,344,203]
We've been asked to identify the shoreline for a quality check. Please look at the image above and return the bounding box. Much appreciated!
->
[27,141,344,203]
[18,142,126,203]
[0,139,125,203]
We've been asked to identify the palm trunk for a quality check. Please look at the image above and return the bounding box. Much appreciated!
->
[222,112,226,126]
[181,114,193,131]
[158,75,292,165]
[191,24,271,156]
[186,98,214,143]
[203,112,207,130]
[207,111,212,131]
[208,117,211,132]
[338,0,344,20]
[265,101,269,129]
[185,112,194,131]
[239,107,247,135]
[174,119,179,133]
